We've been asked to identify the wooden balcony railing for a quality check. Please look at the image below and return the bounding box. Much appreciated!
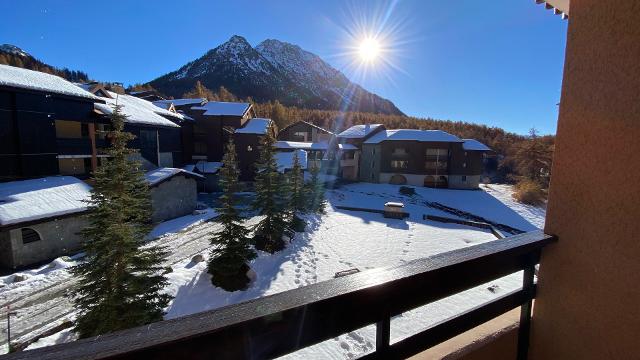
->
[4,230,555,360]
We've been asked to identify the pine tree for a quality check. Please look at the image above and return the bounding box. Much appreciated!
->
[307,163,327,214]
[70,104,171,338]
[286,151,307,231]
[252,128,288,253]
[208,139,256,291]
[288,151,306,213]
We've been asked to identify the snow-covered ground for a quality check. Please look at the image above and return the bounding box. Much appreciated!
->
[3,183,545,357]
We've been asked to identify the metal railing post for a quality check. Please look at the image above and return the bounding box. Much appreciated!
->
[517,253,537,360]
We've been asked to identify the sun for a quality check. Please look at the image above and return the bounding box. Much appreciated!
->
[358,38,381,62]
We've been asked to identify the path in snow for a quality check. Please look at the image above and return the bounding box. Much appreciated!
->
[12,183,545,358]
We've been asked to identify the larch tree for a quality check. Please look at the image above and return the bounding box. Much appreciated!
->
[70,104,171,338]
[208,139,256,291]
[252,127,288,253]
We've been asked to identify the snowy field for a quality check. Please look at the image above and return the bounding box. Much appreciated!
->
[4,183,546,357]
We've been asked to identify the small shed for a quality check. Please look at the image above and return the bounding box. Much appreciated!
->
[0,176,91,269]
[145,168,204,223]
[184,161,222,193]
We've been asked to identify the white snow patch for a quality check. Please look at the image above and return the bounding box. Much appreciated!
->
[338,124,383,139]
[145,167,203,186]
[0,176,91,226]
[463,139,492,151]
[364,129,462,144]
[275,150,307,172]
[234,118,272,135]
[191,101,251,116]
[0,64,100,101]
[94,91,181,128]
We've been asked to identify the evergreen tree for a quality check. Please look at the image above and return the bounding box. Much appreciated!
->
[288,151,306,213]
[252,128,288,253]
[70,105,171,338]
[208,139,256,291]
[307,163,327,214]
[286,151,307,231]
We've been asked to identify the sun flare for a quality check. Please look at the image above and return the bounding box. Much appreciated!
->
[358,38,381,62]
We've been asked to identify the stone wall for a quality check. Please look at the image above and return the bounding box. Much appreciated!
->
[0,215,88,269]
[150,175,198,223]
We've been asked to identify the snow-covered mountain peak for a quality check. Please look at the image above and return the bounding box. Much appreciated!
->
[0,44,30,57]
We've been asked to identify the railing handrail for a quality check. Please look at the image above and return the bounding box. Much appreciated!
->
[3,230,556,360]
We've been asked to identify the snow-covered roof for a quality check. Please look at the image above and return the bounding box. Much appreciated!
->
[191,101,251,116]
[145,167,204,186]
[193,161,223,174]
[153,98,206,109]
[0,176,91,226]
[275,141,357,151]
[94,91,181,128]
[338,124,383,139]
[0,64,101,101]
[462,139,492,151]
[275,149,308,173]
[235,118,272,135]
[364,129,462,144]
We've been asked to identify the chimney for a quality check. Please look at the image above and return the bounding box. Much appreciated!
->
[364,123,371,133]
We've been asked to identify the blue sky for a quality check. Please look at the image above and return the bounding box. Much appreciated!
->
[0,1,567,135]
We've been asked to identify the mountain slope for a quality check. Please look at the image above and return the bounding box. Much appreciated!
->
[0,44,89,82]
[149,36,403,115]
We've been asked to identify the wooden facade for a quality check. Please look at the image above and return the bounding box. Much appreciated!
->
[0,83,185,182]
[277,121,334,143]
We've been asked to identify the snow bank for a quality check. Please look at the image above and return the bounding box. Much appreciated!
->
[364,129,462,144]
[95,91,181,128]
[0,64,100,101]
[0,176,91,226]
[235,118,272,135]
[191,101,250,116]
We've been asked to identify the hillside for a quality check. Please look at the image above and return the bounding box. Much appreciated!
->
[0,44,89,82]
[149,36,403,115]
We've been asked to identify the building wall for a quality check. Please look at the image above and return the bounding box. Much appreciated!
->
[359,144,381,182]
[531,2,640,359]
[150,176,198,223]
[359,141,483,189]
[0,216,88,269]
[278,122,332,143]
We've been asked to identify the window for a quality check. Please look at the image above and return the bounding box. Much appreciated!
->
[392,147,407,156]
[21,228,41,244]
[293,131,308,141]
[463,162,467,168]
[391,160,408,169]
[425,161,447,170]
[247,145,253,152]
[426,148,448,156]
[462,176,467,182]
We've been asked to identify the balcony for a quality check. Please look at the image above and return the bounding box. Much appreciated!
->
[55,138,93,156]
[7,231,555,360]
